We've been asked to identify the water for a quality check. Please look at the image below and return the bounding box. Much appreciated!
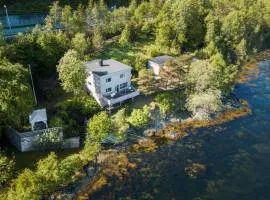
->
[91,60,270,200]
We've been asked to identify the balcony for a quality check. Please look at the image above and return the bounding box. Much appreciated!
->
[103,85,140,107]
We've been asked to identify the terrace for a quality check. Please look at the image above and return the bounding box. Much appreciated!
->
[103,85,140,107]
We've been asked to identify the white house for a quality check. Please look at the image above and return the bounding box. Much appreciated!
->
[29,109,48,131]
[148,55,175,76]
[85,59,140,108]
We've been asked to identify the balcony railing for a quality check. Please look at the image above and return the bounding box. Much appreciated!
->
[103,85,140,106]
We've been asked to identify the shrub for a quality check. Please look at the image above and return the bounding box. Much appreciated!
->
[87,111,111,143]
[155,92,175,116]
[128,106,151,128]
[0,152,15,187]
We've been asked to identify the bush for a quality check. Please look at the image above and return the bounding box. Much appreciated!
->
[7,152,85,200]
[155,92,176,116]
[0,152,15,187]
[50,96,101,138]
[87,111,111,143]
[128,105,151,128]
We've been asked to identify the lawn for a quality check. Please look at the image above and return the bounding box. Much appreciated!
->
[97,33,156,70]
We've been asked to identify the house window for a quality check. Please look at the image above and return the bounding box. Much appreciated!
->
[106,77,111,83]
[106,87,112,93]
[120,74,125,78]
[120,82,128,89]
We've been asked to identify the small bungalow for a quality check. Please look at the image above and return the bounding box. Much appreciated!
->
[148,55,175,76]
[85,59,140,109]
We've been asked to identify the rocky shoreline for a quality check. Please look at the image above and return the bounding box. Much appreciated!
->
[50,50,270,200]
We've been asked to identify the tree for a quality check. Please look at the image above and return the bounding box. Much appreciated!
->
[210,52,237,94]
[57,50,86,95]
[155,93,175,116]
[0,59,33,131]
[0,153,15,187]
[71,33,89,58]
[159,56,191,90]
[35,153,60,193]
[45,1,62,30]
[119,24,132,45]
[186,60,217,93]
[7,169,41,200]
[87,111,111,143]
[59,154,84,184]
[92,25,104,49]
[128,105,151,128]
[111,109,129,143]
[186,89,222,120]
[134,55,147,72]
[137,69,158,95]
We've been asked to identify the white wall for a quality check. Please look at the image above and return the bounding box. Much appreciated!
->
[87,69,132,97]
[99,69,131,96]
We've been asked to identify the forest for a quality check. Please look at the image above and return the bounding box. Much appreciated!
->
[1,0,270,199]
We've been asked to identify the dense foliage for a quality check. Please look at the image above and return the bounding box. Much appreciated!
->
[57,49,86,95]
[0,59,33,132]
[128,105,151,128]
[0,153,15,187]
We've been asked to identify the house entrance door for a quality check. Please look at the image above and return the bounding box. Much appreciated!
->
[115,85,119,93]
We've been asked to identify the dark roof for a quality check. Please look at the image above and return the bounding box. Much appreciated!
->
[85,59,132,76]
[149,55,174,65]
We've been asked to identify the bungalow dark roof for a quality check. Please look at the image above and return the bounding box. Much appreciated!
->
[85,59,132,76]
[149,55,174,65]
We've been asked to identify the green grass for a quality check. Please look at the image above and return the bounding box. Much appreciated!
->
[97,34,155,69]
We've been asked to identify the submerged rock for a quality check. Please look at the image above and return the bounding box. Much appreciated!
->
[185,163,207,178]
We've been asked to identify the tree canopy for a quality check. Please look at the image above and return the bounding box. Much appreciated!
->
[0,59,33,131]
[57,49,86,95]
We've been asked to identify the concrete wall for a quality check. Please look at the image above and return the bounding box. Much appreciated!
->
[5,127,80,152]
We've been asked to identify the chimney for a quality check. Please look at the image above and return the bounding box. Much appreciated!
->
[99,59,103,66]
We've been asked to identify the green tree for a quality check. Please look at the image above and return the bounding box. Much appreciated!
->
[111,109,129,143]
[129,105,151,128]
[155,93,175,116]
[186,89,222,120]
[7,169,41,200]
[45,1,62,30]
[71,32,89,58]
[0,59,33,131]
[57,49,86,95]
[119,24,132,45]
[186,60,217,93]
[92,25,104,49]
[35,153,60,193]
[87,111,111,143]
[59,154,84,184]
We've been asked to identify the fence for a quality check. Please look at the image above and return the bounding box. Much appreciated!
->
[0,12,46,37]
[5,127,80,152]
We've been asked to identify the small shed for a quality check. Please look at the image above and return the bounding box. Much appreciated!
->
[29,109,48,131]
[148,55,175,76]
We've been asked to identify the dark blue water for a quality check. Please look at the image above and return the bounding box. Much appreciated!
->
[92,60,270,200]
